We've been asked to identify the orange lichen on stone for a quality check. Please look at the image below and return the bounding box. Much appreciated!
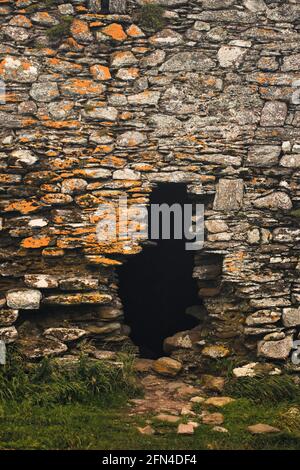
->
[42,120,81,129]
[9,14,32,28]
[93,145,114,154]
[126,24,144,38]
[85,256,122,266]
[102,23,127,41]
[42,248,65,257]
[64,37,84,51]
[46,58,83,73]
[71,18,90,36]
[224,251,245,274]
[62,78,104,96]
[90,64,111,81]
[120,111,133,120]
[21,236,51,249]
[4,200,40,214]
[90,21,104,28]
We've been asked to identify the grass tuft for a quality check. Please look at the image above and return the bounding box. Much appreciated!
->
[46,16,73,42]
[137,4,166,31]
[0,348,140,406]
[224,375,300,404]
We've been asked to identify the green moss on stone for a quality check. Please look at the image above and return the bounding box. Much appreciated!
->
[137,4,166,31]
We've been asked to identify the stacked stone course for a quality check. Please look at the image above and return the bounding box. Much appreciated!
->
[0,0,299,368]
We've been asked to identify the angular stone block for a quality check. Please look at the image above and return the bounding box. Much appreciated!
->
[6,289,42,310]
[109,0,127,14]
[213,179,244,211]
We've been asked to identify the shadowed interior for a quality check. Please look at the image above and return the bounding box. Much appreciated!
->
[117,184,200,358]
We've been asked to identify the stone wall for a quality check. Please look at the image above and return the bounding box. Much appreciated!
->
[0,0,300,367]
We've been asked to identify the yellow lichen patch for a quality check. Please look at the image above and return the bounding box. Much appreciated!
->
[126,24,144,38]
[102,23,127,41]
[90,64,111,81]
[4,200,40,214]
[21,236,51,249]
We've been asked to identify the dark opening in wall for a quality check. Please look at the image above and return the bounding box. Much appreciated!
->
[101,0,110,14]
[117,184,201,359]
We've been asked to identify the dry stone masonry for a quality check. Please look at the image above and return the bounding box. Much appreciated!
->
[0,0,300,370]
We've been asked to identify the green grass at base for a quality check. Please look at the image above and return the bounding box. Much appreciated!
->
[1,398,300,450]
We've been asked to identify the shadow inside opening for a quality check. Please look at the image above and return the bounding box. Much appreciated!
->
[117,184,201,359]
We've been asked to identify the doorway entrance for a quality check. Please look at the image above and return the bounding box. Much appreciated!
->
[117,184,201,358]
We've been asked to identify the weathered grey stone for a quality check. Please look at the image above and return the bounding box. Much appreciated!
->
[128,91,160,106]
[273,228,300,243]
[25,274,58,289]
[153,357,182,377]
[20,337,68,359]
[202,412,224,426]
[202,0,235,8]
[87,0,101,12]
[109,0,127,13]
[246,310,281,326]
[246,145,281,167]
[218,46,247,68]
[260,101,287,126]
[213,179,244,211]
[205,220,229,233]
[149,29,183,46]
[113,169,141,180]
[11,150,38,166]
[0,56,39,83]
[282,53,300,72]
[0,326,18,343]
[233,362,281,378]
[248,423,280,434]
[160,52,214,72]
[116,131,147,147]
[258,336,293,360]
[111,51,137,67]
[29,82,60,102]
[4,26,29,42]
[58,3,74,15]
[84,106,118,121]
[59,277,99,290]
[247,228,260,244]
[140,50,166,68]
[282,308,300,327]
[253,192,292,211]
[43,292,112,305]
[243,0,266,12]
[0,309,18,326]
[44,327,87,342]
[201,345,230,359]
[6,289,42,310]
[61,178,88,195]
[280,155,300,168]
